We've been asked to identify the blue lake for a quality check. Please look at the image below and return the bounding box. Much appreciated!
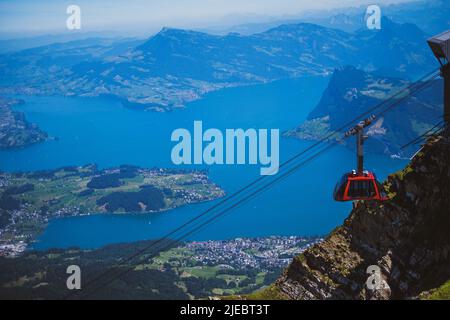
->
[0,77,408,250]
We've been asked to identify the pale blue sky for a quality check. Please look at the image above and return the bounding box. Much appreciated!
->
[0,0,413,37]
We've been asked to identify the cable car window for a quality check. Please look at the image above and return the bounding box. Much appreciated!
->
[334,182,347,199]
[348,180,375,198]
[334,174,351,200]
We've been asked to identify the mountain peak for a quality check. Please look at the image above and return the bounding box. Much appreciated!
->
[156,27,196,36]
[135,27,215,53]
[288,66,441,156]
[357,16,426,40]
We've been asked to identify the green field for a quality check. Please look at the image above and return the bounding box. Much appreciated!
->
[0,165,225,251]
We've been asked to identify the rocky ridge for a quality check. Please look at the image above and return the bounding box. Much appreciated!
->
[252,135,450,300]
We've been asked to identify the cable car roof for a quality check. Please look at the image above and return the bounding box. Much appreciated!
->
[427,30,450,64]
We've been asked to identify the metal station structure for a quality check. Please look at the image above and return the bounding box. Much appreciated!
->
[427,30,450,134]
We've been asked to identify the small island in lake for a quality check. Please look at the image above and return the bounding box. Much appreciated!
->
[0,164,225,256]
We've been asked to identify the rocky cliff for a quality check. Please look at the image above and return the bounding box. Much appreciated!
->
[0,97,47,149]
[255,135,450,300]
[284,66,443,157]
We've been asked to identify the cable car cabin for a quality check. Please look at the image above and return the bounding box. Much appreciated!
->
[333,170,388,202]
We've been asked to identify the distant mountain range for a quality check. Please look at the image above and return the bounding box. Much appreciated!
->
[202,0,449,35]
[0,19,436,111]
[383,0,450,35]
[300,0,450,35]
[284,66,443,157]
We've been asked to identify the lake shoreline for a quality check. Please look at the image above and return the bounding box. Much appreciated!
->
[0,78,407,252]
[0,164,225,257]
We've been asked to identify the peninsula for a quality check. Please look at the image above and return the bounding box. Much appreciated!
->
[0,164,225,256]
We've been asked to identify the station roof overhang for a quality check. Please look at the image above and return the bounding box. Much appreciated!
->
[428,30,450,66]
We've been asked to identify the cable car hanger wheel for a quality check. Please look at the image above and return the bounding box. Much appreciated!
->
[333,115,389,202]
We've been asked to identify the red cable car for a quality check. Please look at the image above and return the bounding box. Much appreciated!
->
[333,170,388,201]
[333,116,389,202]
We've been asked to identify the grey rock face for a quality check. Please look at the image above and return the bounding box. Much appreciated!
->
[275,137,450,299]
